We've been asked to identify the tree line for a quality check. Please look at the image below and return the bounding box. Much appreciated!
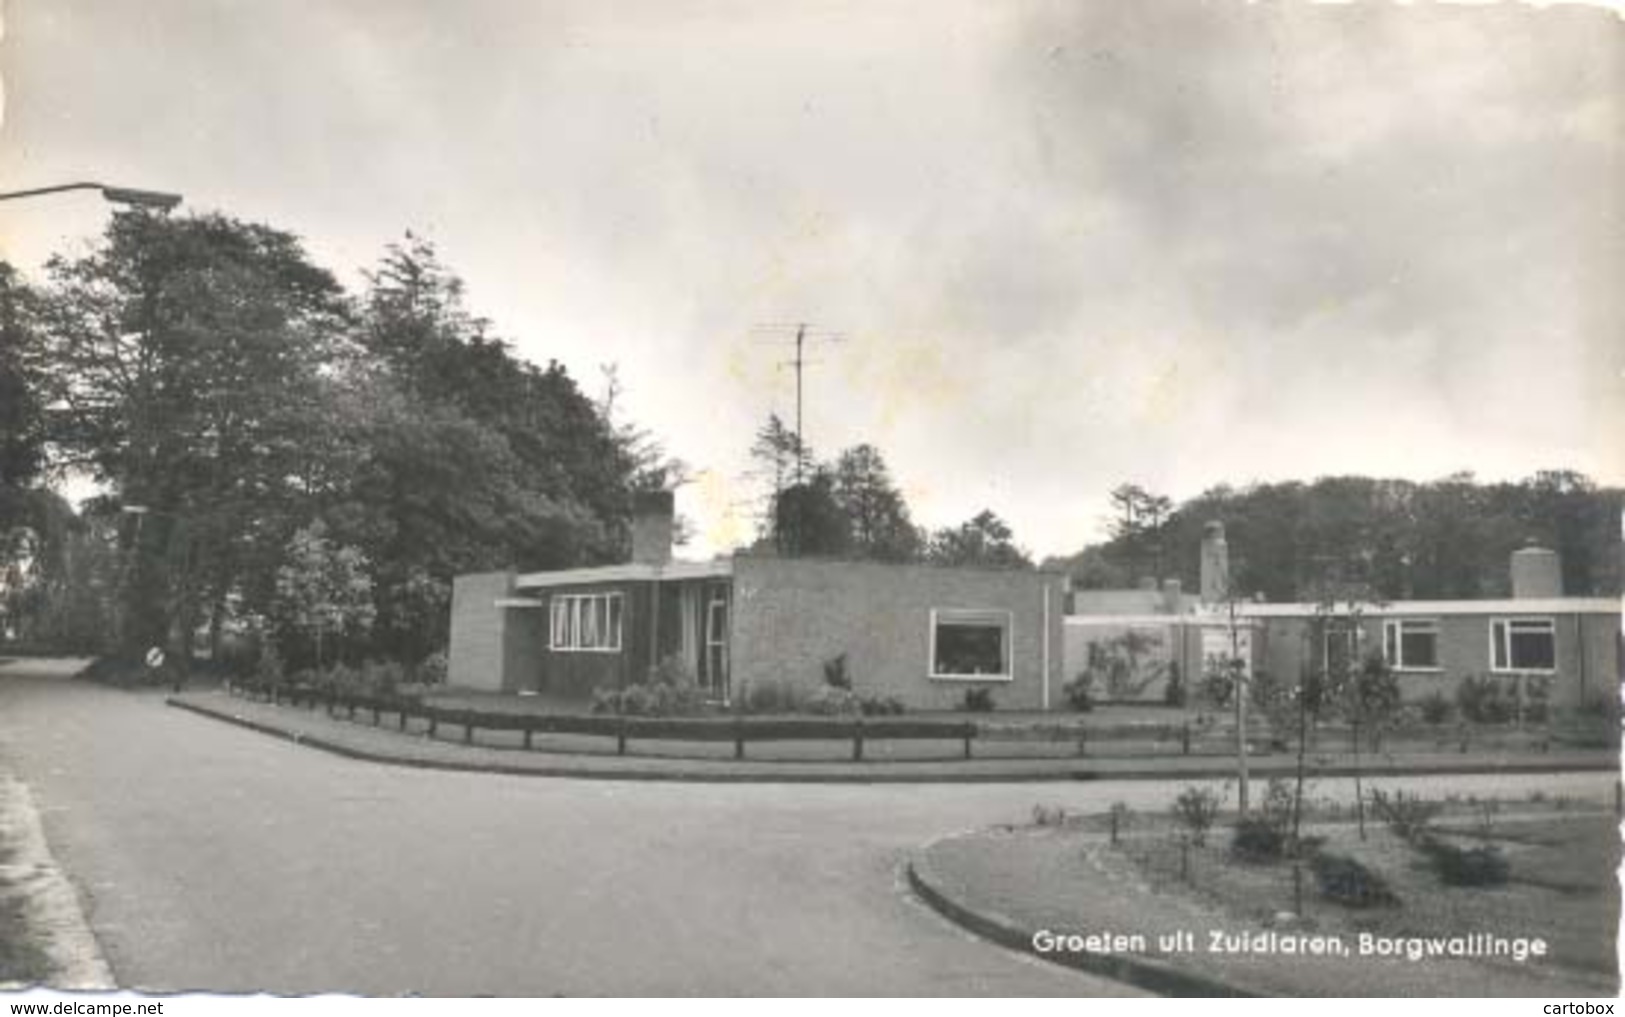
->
[745,414,1031,569]
[0,213,673,670]
[1050,474,1623,600]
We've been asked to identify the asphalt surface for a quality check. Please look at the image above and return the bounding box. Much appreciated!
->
[0,659,1613,996]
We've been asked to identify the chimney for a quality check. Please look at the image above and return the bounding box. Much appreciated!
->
[1510,544,1562,599]
[630,490,675,565]
[1161,578,1183,614]
[1199,521,1229,603]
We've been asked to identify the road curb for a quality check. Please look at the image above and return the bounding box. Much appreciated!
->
[904,851,1255,997]
[0,774,116,991]
[166,697,1621,785]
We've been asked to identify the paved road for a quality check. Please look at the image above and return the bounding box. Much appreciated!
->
[0,661,1613,996]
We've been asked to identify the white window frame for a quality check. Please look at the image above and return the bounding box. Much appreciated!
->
[1383,618,1441,672]
[549,592,623,653]
[928,608,1014,681]
[1489,616,1556,674]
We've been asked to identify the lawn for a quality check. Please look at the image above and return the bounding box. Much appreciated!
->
[1111,796,1620,978]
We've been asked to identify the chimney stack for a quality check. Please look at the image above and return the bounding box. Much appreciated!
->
[1200,521,1229,603]
[1161,578,1183,614]
[1510,544,1562,599]
[630,490,675,565]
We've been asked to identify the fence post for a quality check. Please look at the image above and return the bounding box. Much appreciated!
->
[347,699,357,721]
[399,705,408,731]
[1181,722,1191,756]
[617,713,627,756]
[523,725,533,751]
[372,703,381,726]
[964,725,973,760]
[427,711,438,738]
[734,716,745,760]
[463,719,474,745]
[852,718,864,762]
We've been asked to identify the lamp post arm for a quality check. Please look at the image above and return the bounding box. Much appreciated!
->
[0,182,108,202]
[0,182,183,210]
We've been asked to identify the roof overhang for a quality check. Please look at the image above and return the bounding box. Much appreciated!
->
[514,558,733,590]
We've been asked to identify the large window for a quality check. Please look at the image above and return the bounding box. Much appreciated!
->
[1491,618,1555,673]
[930,609,1012,680]
[550,592,624,652]
[1383,619,1440,671]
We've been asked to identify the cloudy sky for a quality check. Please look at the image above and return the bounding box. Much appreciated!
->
[2,0,1620,560]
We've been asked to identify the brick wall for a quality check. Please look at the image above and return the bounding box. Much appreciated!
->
[730,557,1066,711]
[1249,609,1620,707]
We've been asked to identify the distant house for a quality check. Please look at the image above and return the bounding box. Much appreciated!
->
[449,492,1067,710]
[1065,522,1622,711]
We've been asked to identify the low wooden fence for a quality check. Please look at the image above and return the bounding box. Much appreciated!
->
[230,680,983,761]
[224,680,1596,762]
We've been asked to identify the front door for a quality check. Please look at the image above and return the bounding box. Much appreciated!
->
[704,592,730,702]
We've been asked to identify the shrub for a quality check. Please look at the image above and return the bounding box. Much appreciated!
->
[1422,838,1510,887]
[1419,691,1453,726]
[1310,852,1398,907]
[1230,778,1297,862]
[1171,785,1223,846]
[1523,676,1551,724]
[857,693,906,716]
[592,671,707,717]
[1197,662,1235,709]
[1368,788,1442,844]
[1456,674,1514,725]
[256,640,286,686]
[323,662,362,693]
[959,687,996,713]
[741,680,802,715]
[1031,804,1070,827]
[1230,816,1286,863]
[360,658,405,695]
[416,649,448,685]
[822,653,852,691]
[804,685,860,716]
[1062,672,1095,712]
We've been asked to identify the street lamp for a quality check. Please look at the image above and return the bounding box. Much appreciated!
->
[0,181,182,210]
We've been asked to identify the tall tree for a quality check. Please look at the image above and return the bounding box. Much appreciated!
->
[829,444,920,562]
[36,211,349,658]
[927,510,1031,569]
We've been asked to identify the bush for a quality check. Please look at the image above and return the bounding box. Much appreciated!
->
[1171,785,1223,846]
[1031,804,1070,827]
[1062,672,1095,712]
[1230,816,1286,863]
[1418,691,1453,726]
[804,685,860,716]
[1230,778,1297,862]
[959,687,996,713]
[1310,852,1398,907]
[822,653,852,691]
[1421,838,1510,887]
[591,670,707,717]
[740,680,803,715]
[1456,674,1514,725]
[857,693,906,716]
[360,658,405,695]
[255,640,286,686]
[1368,788,1442,844]
[416,649,448,686]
